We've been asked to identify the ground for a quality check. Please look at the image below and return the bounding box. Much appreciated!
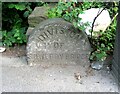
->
[0,45,118,92]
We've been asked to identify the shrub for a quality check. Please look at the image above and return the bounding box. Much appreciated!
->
[47,1,119,61]
[2,2,44,46]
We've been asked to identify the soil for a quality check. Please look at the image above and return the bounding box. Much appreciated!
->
[2,45,26,57]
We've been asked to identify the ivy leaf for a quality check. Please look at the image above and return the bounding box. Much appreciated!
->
[4,40,12,46]
[0,42,3,46]
[17,37,21,40]
[23,11,30,18]
[8,4,15,8]
[15,4,26,11]
[23,39,27,42]
[9,37,16,43]
[56,8,62,14]
[20,27,26,33]
[96,51,106,61]
[14,33,20,37]
[101,43,105,48]
[19,40,23,43]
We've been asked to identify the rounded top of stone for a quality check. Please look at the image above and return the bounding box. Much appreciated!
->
[27,18,91,65]
[29,18,84,37]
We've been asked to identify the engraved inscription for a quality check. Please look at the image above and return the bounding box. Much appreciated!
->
[32,53,85,60]
[37,25,81,42]
[27,18,91,65]
[36,42,64,49]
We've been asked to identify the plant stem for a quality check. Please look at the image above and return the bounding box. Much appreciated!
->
[90,7,106,47]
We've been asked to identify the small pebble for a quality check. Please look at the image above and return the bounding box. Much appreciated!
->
[113,83,116,85]
[96,82,100,83]
[0,47,6,52]
[49,75,52,77]
[91,61,104,70]
[59,71,62,73]
[79,80,83,84]
[107,71,110,74]
[29,63,33,67]
[107,66,110,70]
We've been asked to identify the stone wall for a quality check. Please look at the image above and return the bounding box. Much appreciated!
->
[112,2,120,86]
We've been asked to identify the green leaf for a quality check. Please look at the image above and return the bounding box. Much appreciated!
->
[19,40,23,43]
[56,8,62,14]
[17,37,21,40]
[15,4,26,11]
[23,11,30,18]
[8,4,15,8]
[96,51,107,61]
[0,42,3,46]
[26,6,32,12]
[2,31,7,37]
[14,33,19,37]
[20,27,26,33]
[101,43,105,48]
[23,39,27,42]
[10,37,16,43]
[4,40,12,46]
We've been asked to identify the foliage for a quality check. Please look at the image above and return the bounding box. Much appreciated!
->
[2,2,44,46]
[2,1,118,61]
[47,1,87,30]
[90,16,117,61]
[47,1,118,61]
[89,2,118,61]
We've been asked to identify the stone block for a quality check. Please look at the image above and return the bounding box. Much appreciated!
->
[28,3,57,27]
[27,18,91,66]
[78,8,111,36]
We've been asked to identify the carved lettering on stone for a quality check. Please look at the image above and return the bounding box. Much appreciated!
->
[27,18,91,67]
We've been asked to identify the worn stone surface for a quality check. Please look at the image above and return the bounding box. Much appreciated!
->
[27,4,57,36]
[28,4,56,28]
[27,18,91,66]
[112,4,120,86]
[91,61,104,70]
[26,27,34,36]
[78,8,111,36]
[28,6,48,27]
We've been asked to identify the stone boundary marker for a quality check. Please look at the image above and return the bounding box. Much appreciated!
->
[27,18,91,67]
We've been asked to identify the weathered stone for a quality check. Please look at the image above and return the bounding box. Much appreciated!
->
[78,8,111,36]
[28,3,57,27]
[91,61,104,70]
[28,6,48,27]
[26,27,34,36]
[27,4,57,36]
[27,18,91,66]
[0,47,6,53]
